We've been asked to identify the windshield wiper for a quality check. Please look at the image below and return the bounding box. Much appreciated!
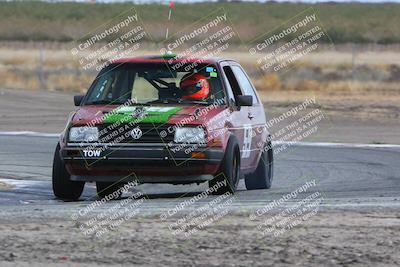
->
[127,102,151,106]
[86,99,126,105]
[158,98,210,105]
[178,100,210,106]
[184,100,211,105]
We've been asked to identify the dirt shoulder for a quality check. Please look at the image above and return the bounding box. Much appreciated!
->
[1,87,399,144]
[264,89,400,144]
[0,210,399,266]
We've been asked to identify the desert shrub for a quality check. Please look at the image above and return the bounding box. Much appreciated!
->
[254,73,282,91]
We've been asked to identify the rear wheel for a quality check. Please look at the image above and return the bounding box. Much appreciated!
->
[96,182,122,200]
[52,143,85,200]
[209,137,240,195]
[245,143,273,190]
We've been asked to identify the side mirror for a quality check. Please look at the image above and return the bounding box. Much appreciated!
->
[237,95,253,107]
[74,95,84,106]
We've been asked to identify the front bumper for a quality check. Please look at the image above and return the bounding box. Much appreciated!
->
[61,143,224,183]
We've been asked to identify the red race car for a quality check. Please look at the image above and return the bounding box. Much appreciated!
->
[53,55,273,200]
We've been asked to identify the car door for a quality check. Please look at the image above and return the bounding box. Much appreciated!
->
[229,64,266,169]
[219,61,255,169]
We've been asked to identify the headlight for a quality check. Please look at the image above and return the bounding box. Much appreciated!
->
[174,127,206,144]
[69,127,99,142]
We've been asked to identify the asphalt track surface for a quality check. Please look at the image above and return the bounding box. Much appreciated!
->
[0,134,399,217]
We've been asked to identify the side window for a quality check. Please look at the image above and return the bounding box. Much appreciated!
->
[231,65,259,104]
[223,66,242,103]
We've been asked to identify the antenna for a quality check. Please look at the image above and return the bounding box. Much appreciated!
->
[165,1,174,39]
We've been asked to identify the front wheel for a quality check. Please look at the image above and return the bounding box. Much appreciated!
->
[209,137,240,195]
[52,143,85,200]
[244,144,273,190]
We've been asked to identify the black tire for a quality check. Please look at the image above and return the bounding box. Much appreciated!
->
[209,137,240,195]
[52,143,85,200]
[245,143,273,190]
[96,182,122,200]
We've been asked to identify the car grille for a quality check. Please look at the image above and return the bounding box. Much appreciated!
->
[97,123,175,144]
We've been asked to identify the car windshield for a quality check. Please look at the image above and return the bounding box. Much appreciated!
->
[84,62,226,106]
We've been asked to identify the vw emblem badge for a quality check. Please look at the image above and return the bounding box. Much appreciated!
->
[130,127,142,140]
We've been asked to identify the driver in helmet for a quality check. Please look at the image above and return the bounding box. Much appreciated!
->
[179,72,210,100]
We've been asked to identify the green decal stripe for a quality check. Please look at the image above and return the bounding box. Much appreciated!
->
[103,106,182,124]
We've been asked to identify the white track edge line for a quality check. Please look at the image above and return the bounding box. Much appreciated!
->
[0,131,60,137]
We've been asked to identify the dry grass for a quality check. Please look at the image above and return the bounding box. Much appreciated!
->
[0,44,399,124]
[254,75,399,92]
[0,45,399,97]
[2,2,400,44]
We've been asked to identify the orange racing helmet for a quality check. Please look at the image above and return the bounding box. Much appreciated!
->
[180,73,210,100]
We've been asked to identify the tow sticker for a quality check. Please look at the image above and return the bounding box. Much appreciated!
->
[83,149,101,158]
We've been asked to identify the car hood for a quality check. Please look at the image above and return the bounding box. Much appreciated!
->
[71,105,228,127]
